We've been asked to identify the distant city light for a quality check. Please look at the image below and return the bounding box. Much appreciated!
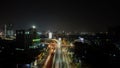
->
[26,64,30,67]
[80,38,84,41]
[58,37,62,48]
[16,48,24,51]
[32,39,40,42]
[48,32,52,39]
[79,37,84,43]
[34,60,37,66]
[70,43,73,46]
[32,25,36,29]
[58,38,62,41]
[14,34,16,36]
[0,32,3,36]
[37,32,42,35]
[113,54,116,57]
[25,32,29,34]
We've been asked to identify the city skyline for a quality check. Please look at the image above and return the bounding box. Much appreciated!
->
[0,0,119,32]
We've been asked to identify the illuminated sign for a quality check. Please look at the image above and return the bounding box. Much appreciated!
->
[32,39,40,42]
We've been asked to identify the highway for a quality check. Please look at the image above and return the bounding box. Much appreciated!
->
[52,46,63,68]
[52,40,71,68]
[42,42,55,68]
[40,39,73,68]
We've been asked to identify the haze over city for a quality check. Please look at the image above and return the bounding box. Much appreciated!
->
[0,0,119,32]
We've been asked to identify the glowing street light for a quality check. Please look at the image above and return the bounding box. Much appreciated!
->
[32,25,36,29]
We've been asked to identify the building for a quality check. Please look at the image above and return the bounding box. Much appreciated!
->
[28,28,37,38]
[16,26,41,49]
[108,26,120,42]
[4,24,14,38]
[16,30,33,49]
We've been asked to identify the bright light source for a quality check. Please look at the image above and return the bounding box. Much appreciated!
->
[48,32,52,39]
[33,39,40,42]
[70,43,73,46]
[25,32,29,34]
[58,38,61,41]
[57,37,62,48]
[26,64,30,67]
[80,38,84,41]
[79,37,84,43]
[34,60,37,66]
[32,25,36,29]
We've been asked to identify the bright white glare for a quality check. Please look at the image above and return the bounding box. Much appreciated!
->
[80,38,84,41]
[70,43,73,46]
[58,38,61,41]
[34,60,37,66]
[58,38,62,48]
[79,37,84,43]
[48,32,52,39]
[32,25,36,29]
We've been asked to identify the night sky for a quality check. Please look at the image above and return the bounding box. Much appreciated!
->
[0,0,119,32]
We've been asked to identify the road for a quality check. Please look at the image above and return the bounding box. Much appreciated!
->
[41,39,74,68]
[52,40,71,68]
[42,53,54,68]
[16,39,75,68]
[52,46,63,68]
[42,43,55,68]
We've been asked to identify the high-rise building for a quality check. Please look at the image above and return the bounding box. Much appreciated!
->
[16,30,33,49]
[108,26,120,42]
[28,28,37,39]
[16,25,40,49]
[4,24,14,38]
